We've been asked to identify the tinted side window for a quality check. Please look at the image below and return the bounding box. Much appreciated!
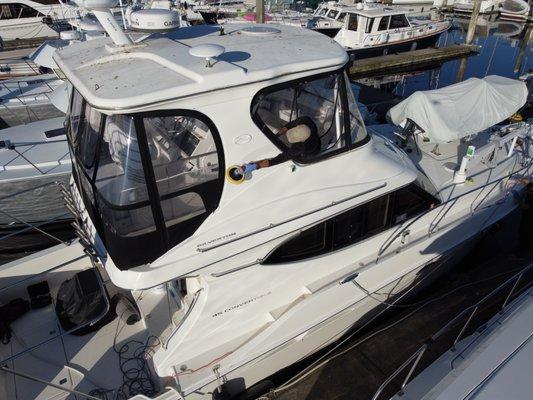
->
[263,184,438,264]
[389,14,409,29]
[392,185,436,224]
[332,206,364,250]
[266,223,328,263]
[378,16,390,31]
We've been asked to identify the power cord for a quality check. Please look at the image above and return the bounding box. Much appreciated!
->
[89,311,160,400]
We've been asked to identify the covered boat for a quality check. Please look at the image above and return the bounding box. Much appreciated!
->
[387,75,528,143]
[500,0,530,21]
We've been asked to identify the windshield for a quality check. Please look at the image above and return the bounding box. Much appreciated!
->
[68,95,224,270]
[251,71,367,162]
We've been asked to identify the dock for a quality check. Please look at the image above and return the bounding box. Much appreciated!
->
[348,44,479,78]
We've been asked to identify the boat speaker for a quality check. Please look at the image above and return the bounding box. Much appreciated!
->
[226,165,245,184]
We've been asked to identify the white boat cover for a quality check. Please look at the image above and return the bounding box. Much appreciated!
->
[387,75,528,143]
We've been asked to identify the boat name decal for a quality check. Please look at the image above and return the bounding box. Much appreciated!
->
[197,232,237,248]
[212,291,272,318]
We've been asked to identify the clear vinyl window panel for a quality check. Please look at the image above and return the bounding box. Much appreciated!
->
[143,115,219,197]
[252,72,368,162]
[66,94,225,269]
[95,115,149,208]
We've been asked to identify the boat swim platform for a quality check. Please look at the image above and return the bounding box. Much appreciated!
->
[348,44,479,78]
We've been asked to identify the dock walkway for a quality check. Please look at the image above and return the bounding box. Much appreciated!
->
[349,45,479,78]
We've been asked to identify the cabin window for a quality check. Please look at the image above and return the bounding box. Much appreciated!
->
[391,185,436,224]
[251,71,368,165]
[378,16,390,31]
[389,14,410,29]
[263,184,438,264]
[319,7,328,16]
[0,4,43,19]
[338,12,346,22]
[67,91,225,269]
[68,90,84,145]
[347,14,358,31]
[327,9,339,19]
[77,102,102,170]
[366,18,375,33]
[265,223,328,263]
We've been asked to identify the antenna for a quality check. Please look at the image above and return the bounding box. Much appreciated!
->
[189,44,225,68]
[72,0,133,46]
[129,9,182,32]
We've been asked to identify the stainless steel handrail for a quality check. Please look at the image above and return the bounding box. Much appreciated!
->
[376,158,533,261]
[163,288,203,350]
[371,262,532,400]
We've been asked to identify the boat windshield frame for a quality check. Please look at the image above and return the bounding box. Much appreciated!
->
[66,92,225,270]
[250,68,369,164]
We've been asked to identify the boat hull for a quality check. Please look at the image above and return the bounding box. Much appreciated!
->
[0,172,70,226]
[347,29,444,58]
[182,185,523,399]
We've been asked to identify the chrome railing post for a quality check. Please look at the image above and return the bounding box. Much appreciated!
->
[399,345,427,395]
[452,305,478,350]
[501,272,523,311]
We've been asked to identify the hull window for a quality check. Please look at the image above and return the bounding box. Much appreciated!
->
[251,71,368,164]
[67,94,225,270]
[264,183,438,264]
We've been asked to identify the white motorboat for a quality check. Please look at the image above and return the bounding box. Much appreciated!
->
[0,0,78,41]
[0,2,531,399]
[453,0,502,14]
[333,3,450,57]
[375,268,533,400]
[500,0,530,21]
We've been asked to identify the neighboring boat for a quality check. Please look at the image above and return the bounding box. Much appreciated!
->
[376,273,533,400]
[453,0,502,14]
[0,116,71,225]
[334,3,451,57]
[0,0,78,41]
[500,0,530,21]
[0,2,531,399]
[303,1,351,37]
[493,19,525,37]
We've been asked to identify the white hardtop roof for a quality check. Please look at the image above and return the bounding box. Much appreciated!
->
[387,75,528,143]
[53,24,348,111]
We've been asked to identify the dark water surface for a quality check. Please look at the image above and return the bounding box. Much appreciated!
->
[354,15,532,108]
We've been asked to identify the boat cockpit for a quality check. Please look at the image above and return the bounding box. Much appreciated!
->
[67,67,369,272]
[68,92,225,270]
